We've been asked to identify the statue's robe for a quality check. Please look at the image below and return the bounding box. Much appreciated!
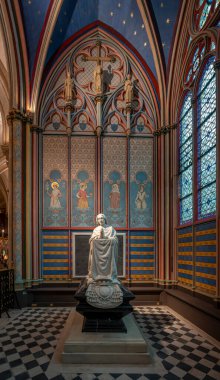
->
[87,225,119,284]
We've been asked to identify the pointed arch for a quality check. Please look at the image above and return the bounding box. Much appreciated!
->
[137,0,166,122]
[37,24,160,129]
[30,0,63,116]
[0,1,19,109]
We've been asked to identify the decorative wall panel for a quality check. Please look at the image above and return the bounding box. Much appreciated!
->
[71,137,96,226]
[43,136,68,226]
[195,221,216,294]
[130,138,153,227]
[129,231,155,280]
[42,230,69,280]
[177,226,193,287]
[103,137,126,227]
[39,33,157,283]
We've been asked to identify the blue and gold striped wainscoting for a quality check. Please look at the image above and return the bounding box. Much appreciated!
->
[195,221,216,294]
[130,231,155,280]
[42,231,69,280]
[177,226,193,287]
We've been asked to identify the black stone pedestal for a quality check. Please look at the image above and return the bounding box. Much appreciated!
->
[74,281,135,333]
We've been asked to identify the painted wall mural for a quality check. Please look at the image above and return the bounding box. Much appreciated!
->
[71,137,96,226]
[43,136,68,226]
[39,33,157,283]
[103,137,126,227]
[130,138,153,227]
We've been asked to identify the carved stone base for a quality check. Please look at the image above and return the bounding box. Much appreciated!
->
[74,280,135,333]
[61,311,152,364]
[82,316,127,332]
[86,281,123,309]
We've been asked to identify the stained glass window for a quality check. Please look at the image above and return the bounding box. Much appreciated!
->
[194,0,219,31]
[179,94,193,224]
[185,43,205,84]
[179,56,216,224]
[199,2,212,29]
[197,57,216,218]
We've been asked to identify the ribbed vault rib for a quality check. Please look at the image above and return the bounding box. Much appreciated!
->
[31,0,63,116]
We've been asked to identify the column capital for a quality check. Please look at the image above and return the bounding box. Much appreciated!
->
[95,95,104,105]
[153,129,161,136]
[64,103,74,113]
[125,105,132,114]
[7,108,26,124]
[96,126,102,137]
[25,111,34,124]
[30,125,43,134]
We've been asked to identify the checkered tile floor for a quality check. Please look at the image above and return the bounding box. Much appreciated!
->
[0,306,219,379]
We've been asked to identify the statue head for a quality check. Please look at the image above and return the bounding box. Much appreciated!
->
[96,213,107,226]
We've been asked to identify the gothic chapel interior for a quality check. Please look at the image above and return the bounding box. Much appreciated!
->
[0,0,220,375]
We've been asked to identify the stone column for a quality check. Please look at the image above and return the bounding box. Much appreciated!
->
[191,96,197,292]
[170,123,178,286]
[95,95,103,136]
[7,109,24,289]
[31,125,41,283]
[95,95,103,213]
[126,105,131,136]
[25,113,33,287]
[164,129,170,285]
[64,103,73,136]
[155,130,165,285]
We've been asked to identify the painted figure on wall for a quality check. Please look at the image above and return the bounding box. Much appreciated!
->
[49,181,62,209]
[44,170,67,227]
[130,171,153,228]
[124,74,133,104]
[76,182,91,209]
[94,64,103,94]
[104,171,126,227]
[135,184,147,210]
[72,170,94,226]
[109,183,120,209]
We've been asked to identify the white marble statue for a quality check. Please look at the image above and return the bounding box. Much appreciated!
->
[87,213,119,284]
[86,213,123,308]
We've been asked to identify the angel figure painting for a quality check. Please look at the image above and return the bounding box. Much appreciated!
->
[44,170,67,227]
[72,170,94,227]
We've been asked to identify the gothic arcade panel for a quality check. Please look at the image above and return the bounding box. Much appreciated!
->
[71,137,96,226]
[130,138,153,227]
[103,137,126,227]
[43,136,68,226]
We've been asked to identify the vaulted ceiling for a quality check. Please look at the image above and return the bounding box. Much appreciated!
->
[19,0,181,80]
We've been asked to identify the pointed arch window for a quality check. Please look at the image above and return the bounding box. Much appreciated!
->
[194,0,220,30]
[178,56,216,225]
[197,57,216,219]
[178,94,193,225]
